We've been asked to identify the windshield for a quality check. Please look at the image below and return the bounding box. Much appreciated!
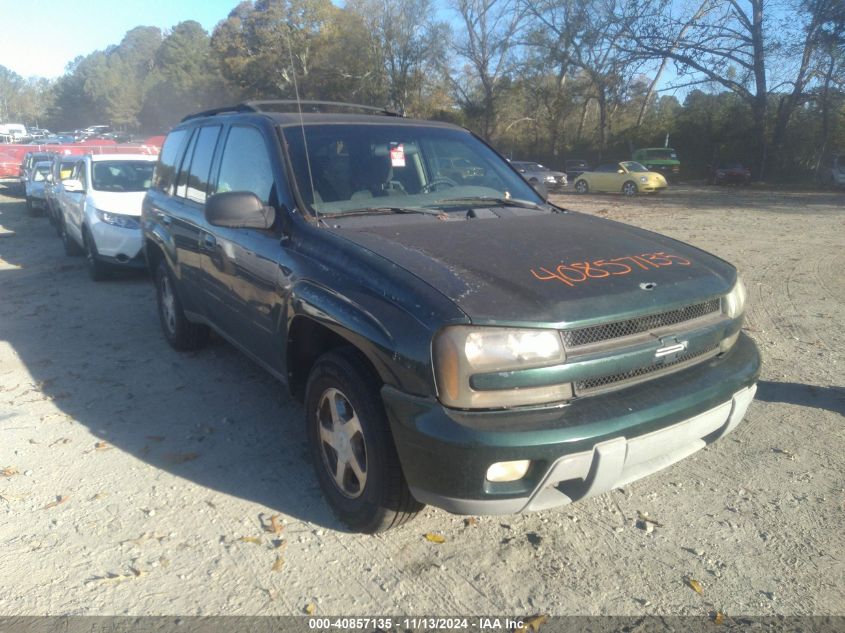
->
[621,161,649,173]
[647,149,678,160]
[91,161,154,192]
[282,123,541,216]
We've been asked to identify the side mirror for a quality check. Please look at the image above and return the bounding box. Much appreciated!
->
[617,169,625,174]
[206,191,276,229]
[63,179,83,193]
[46,173,53,182]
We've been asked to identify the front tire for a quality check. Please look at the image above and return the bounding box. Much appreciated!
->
[26,196,35,216]
[622,181,638,196]
[154,260,209,351]
[60,218,82,256]
[574,179,589,194]
[83,228,110,282]
[305,348,423,533]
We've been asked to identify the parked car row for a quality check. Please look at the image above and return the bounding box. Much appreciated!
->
[21,149,157,280]
[17,101,761,534]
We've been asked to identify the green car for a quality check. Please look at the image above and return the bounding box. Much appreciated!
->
[632,147,681,181]
[143,101,760,532]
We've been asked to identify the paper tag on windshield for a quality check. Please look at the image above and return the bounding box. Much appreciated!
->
[390,143,405,167]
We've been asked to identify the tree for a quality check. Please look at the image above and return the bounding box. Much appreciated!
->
[449,0,526,139]
[348,0,448,113]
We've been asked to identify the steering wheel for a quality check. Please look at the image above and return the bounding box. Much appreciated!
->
[421,177,458,193]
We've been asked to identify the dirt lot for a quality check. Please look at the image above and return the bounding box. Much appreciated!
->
[0,183,843,617]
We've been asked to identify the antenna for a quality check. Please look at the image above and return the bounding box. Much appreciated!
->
[284,31,319,225]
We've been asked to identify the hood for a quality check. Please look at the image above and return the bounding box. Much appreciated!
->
[88,191,147,216]
[332,212,736,326]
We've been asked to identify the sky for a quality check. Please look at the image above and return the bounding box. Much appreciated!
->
[0,0,241,79]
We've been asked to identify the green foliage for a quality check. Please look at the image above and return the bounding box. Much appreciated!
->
[10,0,841,182]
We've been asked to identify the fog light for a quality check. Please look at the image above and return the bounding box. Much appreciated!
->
[486,460,530,482]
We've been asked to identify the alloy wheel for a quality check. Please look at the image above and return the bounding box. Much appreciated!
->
[316,387,368,499]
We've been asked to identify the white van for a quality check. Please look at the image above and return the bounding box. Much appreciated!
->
[0,123,28,142]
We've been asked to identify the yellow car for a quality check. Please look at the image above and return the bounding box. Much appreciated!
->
[573,161,668,196]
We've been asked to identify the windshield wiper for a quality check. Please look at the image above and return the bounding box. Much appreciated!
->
[320,206,449,219]
[429,196,548,211]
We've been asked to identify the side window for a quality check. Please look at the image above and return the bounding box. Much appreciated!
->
[214,126,275,204]
[153,128,188,195]
[185,126,222,204]
[175,130,198,199]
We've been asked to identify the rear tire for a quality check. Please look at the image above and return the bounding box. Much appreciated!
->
[305,347,423,533]
[83,228,110,282]
[154,260,209,351]
[26,196,36,216]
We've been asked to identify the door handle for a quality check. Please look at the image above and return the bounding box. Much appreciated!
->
[160,214,172,226]
[203,233,217,249]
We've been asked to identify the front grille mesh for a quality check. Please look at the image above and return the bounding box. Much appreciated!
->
[575,345,718,394]
[562,298,721,348]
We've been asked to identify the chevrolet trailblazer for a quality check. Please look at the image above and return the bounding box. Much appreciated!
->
[142,101,760,532]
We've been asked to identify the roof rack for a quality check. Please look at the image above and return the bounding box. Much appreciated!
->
[181,100,402,122]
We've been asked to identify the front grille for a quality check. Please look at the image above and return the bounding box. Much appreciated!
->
[562,298,721,348]
[575,345,719,395]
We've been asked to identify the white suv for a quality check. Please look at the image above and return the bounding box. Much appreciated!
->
[58,153,158,280]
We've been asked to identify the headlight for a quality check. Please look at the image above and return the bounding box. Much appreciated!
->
[640,176,648,183]
[433,326,570,409]
[724,277,747,318]
[97,209,140,229]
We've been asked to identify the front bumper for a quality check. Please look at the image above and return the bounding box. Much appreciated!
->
[383,332,760,515]
[90,218,144,263]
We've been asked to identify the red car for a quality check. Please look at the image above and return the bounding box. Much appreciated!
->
[709,162,751,185]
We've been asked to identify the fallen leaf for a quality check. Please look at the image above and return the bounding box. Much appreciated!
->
[43,495,69,510]
[713,611,726,625]
[269,514,284,534]
[773,448,796,460]
[424,533,446,544]
[89,492,107,501]
[49,438,71,447]
[686,578,704,595]
[271,556,284,572]
[305,603,316,615]
[129,566,143,577]
[85,572,134,585]
[163,452,200,464]
[94,441,111,451]
[464,517,478,527]
[516,615,549,632]
[239,536,262,545]
[1,466,18,477]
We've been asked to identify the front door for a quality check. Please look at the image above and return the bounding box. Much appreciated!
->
[199,124,288,372]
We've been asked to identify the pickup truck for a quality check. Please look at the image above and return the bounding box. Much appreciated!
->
[142,101,760,532]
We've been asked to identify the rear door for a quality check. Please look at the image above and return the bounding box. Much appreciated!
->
[199,123,286,371]
[63,160,88,244]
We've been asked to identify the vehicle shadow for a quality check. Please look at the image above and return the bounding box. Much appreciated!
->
[0,186,342,530]
[755,380,845,417]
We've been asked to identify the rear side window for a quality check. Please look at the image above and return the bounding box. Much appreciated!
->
[214,126,275,204]
[153,129,188,194]
[175,130,198,198]
[185,126,222,204]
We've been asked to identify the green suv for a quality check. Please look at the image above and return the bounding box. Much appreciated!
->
[632,147,681,181]
[142,101,760,532]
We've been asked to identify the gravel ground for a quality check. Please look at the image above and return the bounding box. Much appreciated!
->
[0,182,843,618]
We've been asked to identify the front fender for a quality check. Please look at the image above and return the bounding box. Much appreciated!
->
[288,280,436,396]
